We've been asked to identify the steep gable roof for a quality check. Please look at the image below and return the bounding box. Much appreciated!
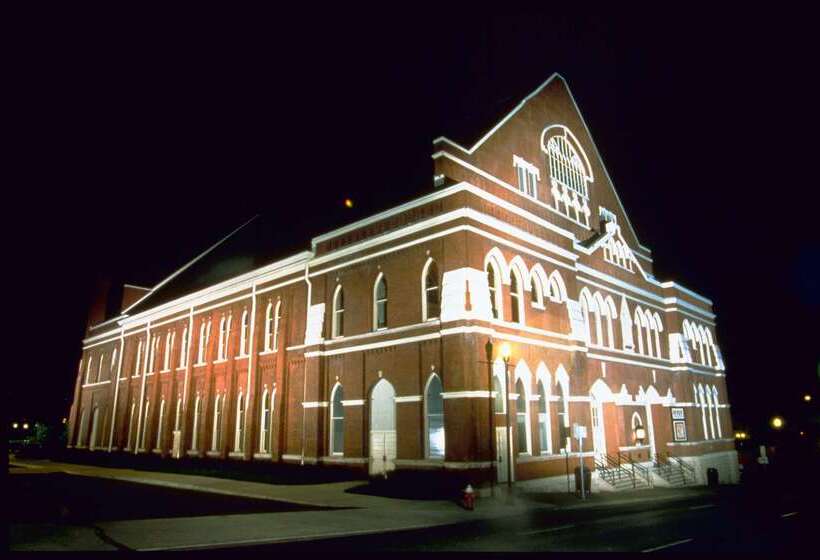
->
[435,72,650,255]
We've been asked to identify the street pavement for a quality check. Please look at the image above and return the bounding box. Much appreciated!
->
[9,456,815,552]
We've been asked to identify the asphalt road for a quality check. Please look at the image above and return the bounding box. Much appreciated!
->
[244,486,815,552]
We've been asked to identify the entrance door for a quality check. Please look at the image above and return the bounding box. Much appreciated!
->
[590,399,607,460]
[495,427,510,483]
[369,379,397,476]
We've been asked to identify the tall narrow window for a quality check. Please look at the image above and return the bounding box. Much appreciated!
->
[515,379,530,454]
[135,341,143,375]
[544,130,591,227]
[712,386,722,438]
[174,397,182,431]
[332,286,344,337]
[211,395,222,452]
[374,275,387,329]
[513,155,539,198]
[538,380,551,454]
[198,322,207,364]
[156,399,165,450]
[510,271,522,324]
[493,369,506,413]
[487,263,500,319]
[111,348,119,374]
[530,277,541,306]
[330,384,344,455]
[234,394,244,452]
[97,354,104,383]
[272,301,281,351]
[164,332,173,371]
[191,395,201,451]
[425,374,445,459]
[239,310,248,356]
[85,356,93,384]
[218,317,227,360]
[259,389,271,453]
[264,302,273,351]
[179,327,188,369]
[140,400,151,451]
[423,261,440,321]
[127,402,136,450]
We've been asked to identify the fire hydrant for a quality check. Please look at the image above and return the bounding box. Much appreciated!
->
[461,484,475,510]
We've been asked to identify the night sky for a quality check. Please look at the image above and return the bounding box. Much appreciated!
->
[16,7,818,437]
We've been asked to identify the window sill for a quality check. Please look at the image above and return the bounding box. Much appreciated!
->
[213,359,228,364]
[530,303,546,310]
[160,369,171,373]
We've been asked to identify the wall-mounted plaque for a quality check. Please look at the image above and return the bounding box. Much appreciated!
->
[671,407,685,420]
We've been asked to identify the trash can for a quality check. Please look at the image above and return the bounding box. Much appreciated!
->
[574,466,592,497]
[707,467,719,488]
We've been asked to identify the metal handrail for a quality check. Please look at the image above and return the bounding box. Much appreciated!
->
[669,455,695,485]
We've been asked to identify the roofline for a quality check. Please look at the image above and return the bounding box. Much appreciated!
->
[123,284,151,291]
[432,72,651,255]
[122,214,259,314]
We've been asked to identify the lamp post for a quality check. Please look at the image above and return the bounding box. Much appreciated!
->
[484,339,496,498]
[500,342,513,499]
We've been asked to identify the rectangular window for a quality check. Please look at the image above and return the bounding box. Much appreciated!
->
[513,155,539,199]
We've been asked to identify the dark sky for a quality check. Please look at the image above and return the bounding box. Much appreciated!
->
[15,7,818,436]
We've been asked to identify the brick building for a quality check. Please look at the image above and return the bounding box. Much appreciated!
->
[68,74,739,491]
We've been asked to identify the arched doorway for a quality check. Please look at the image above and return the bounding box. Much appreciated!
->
[369,378,396,477]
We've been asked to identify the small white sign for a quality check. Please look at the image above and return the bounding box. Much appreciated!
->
[573,424,587,439]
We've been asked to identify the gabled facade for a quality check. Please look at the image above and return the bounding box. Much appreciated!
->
[69,74,738,490]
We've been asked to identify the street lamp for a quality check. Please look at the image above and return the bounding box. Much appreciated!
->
[804,394,812,403]
[12,422,18,429]
[771,416,784,430]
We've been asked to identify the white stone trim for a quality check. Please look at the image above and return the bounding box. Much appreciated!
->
[302,401,328,408]
[441,391,492,399]
[341,399,365,406]
[394,395,422,403]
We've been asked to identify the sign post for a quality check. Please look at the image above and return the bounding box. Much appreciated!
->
[573,423,588,500]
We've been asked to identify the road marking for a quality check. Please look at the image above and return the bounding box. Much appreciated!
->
[781,512,798,518]
[641,538,693,552]
[688,504,715,510]
[519,524,575,536]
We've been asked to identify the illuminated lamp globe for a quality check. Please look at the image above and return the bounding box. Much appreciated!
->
[771,416,784,429]
[500,342,512,362]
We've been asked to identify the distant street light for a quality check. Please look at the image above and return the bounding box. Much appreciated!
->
[771,416,784,429]
[804,394,812,403]
[12,422,18,429]
[22,423,29,430]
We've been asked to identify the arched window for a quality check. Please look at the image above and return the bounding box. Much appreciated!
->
[634,308,645,355]
[77,408,88,447]
[218,317,228,360]
[264,302,274,351]
[487,263,501,320]
[197,322,208,364]
[603,296,617,349]
[211,395,222,452]
[374,274,388,329]
[556,373,570,452]
[509,269,523,324]
[330,384,345,455]
[191,395,201,451]
[164,332,173,371]
[530,276,542,306]
[223,315,231,358]
[89,407,100,450]
[332,286,344,338]
[537,380,551,454]
[272,301,282,351]
[149,336,159,373]
[697,385,709,440]
[97,354,104,383]
[493,361,506,413]
[515,379,530,455]
[179,327,188,369]
[174,397,182,432]
[631,412,643,444]
[156,399,166,450]
[134,340,143,375]
[85,356,93,384]
[422,260,440,321]
[544,131,592,227]
[548,271,566,303]
[712,386,722,438]
[259,388,271,453]
[140,400,151,451]
[239,310,249,356]
[126,402,136,450]
[234,393,244,453]
[425,374,445,459]
[111,348,119,374]
[705,386,716,439]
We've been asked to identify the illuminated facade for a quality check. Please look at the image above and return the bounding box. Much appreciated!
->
[69,74,739,490]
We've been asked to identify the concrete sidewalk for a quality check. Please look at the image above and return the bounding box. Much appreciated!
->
[9,457,716,551]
